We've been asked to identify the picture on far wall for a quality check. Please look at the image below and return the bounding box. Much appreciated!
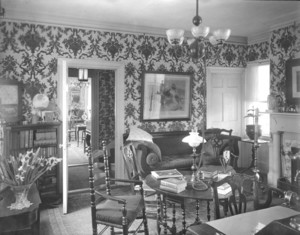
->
[0,80,21,123]
[286,58,300,105]
[141,72,192,121]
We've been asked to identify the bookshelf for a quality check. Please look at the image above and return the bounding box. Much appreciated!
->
[3,122,61,199]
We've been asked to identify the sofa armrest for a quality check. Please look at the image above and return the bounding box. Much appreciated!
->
[132,141,162,178]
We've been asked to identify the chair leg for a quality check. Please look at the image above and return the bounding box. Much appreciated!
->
[122,225,128,235]
[143,208,149,235]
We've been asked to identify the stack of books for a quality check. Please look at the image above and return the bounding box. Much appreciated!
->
[217,183,232,195]
[159,177,187,193]
[151,169,183,180]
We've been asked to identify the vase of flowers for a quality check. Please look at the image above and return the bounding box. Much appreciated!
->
[9,183,33,210]
[0,148,61,210]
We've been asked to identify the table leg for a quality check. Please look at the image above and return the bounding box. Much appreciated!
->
[194,200,201,224]
[157,193,161,235]
[32,208,40,235]
[181,203,186,235]
[171,203,176,234]
[77,129,79,147]
[207,200,211,221]
[163,197,168,235]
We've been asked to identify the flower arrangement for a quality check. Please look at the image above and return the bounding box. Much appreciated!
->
[0,148,61,186]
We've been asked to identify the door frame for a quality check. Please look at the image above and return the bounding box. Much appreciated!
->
[57,58,125,214]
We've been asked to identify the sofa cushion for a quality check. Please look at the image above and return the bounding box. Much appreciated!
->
[158,154,196,170]
[152,131,197,156]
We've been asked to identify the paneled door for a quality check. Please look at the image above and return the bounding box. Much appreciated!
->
[206,67,244,136]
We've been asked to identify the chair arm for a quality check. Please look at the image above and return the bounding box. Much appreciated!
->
[95,190,126,204]
[230,152,239,158]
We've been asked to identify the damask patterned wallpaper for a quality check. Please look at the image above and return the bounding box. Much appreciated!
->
[248,23,300,106]
[98,70,115,144]
[0,21,246,133]
[0,20,298,134]
[269,23,300,104]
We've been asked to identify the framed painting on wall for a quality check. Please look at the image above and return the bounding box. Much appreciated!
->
[286,58,300,105]
[141,71,192,121]
[0,80,22,123]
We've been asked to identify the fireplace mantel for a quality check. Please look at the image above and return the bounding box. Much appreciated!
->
[270,113,300,133]
[268,112,300,187]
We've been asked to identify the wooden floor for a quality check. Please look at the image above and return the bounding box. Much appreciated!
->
[67,140,89,190]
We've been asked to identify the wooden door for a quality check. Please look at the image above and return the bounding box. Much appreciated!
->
[206,67,244,136]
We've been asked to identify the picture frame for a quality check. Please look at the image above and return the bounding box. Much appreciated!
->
[141,71,192,121]
[286,58,300,105]
[0,80,22,123]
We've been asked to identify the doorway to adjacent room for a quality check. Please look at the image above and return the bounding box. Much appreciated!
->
[57,58,125,214]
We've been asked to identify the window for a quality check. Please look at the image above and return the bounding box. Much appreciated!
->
[245,61,270,137]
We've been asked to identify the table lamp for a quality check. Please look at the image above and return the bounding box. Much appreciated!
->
[182,129,206,183]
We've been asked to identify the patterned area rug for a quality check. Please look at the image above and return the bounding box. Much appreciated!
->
[42,186,218,235]
[41,183,261,235]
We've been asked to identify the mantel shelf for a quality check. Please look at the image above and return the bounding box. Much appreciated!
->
[270,112,300,116]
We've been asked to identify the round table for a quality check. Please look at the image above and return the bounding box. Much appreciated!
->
[145,171,214,235]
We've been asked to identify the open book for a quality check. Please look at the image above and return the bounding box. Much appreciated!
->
[151,169,183,179]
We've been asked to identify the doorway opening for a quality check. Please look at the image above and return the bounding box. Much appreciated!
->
[67,68,116,192]
[57,58,125,214]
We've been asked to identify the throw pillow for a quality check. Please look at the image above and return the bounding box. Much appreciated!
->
[126,127,153,142]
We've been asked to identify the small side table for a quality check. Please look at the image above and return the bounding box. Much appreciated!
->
[0,184,41,235]
[241,138,269,170]
[241,139,269,210]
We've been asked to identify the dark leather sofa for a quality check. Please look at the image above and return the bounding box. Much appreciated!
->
[124,129,241,178]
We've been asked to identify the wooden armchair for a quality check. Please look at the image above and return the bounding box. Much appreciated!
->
[122,143,158,218]
[87,141,149,235]
[212,175,247,219]
[188,175,247,234]
[258,187,300,211]
[199,128,239,173]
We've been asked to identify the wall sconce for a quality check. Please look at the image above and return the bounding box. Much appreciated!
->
[78,69,88,82]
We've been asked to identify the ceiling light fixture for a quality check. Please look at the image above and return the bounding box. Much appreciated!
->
[166,0,231,60]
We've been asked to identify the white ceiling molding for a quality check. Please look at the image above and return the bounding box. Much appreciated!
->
[3,16,248,45]
[248,17,300,45]
[270,17,300,32]
[2,0,299,46]
[247,31,270,45]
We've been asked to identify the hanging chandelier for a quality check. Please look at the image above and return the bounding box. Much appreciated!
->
[166,0,231,60]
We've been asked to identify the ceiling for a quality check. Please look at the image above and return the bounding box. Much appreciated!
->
[2,0,300,43]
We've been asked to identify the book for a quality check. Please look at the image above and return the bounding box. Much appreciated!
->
[201,170,218,179]
[159,184,186,193]
[160,178,187,189]
[151,169,183,179]
[217,183,232,195]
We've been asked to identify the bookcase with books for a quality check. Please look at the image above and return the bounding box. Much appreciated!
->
[4,122,61,199]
